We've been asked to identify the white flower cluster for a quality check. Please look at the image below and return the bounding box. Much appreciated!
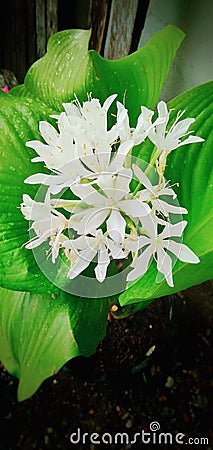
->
[21,94,203,287]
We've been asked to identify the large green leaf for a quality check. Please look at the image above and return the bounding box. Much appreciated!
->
[85,25,184,125]
[0,286,111,401]
[0,93,61,293]
[119,81,213,306]
[11,26,185,121]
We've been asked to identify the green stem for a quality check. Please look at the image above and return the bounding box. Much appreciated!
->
[132,147,161,195]
[51,199,80,209]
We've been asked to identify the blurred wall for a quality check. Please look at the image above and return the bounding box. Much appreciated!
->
[139,0,213,101]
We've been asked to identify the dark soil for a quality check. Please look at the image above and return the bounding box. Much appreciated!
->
[0,282,212,450]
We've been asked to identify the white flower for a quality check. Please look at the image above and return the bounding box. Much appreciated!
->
[127,215,199,286]
[24,94,134,193]
[148,100,204,153]
[74,139,134,185]
[24,119,90,194]
[21,190,68,257]
[63,94,118,141]
[69,169,150,242]
[133,164,188,217]
[116,101,164,145]
[20,94,203,287]
[63,229,126,282]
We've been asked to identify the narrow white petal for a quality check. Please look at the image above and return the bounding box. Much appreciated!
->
[26,140,51,156]
[138,235,151,248]
[124,236,140,253]
[95,262,108,282]
[62,102,81,117]
[157,186,177,198]
[148,130,165,150]
[24,173,51,185]
[165,240,200,263]
[109,140,133,172]
[107,239,127,259]
[160,221,187,239]
[71,183,106,205]
[153,198,188,216]
[69,234,89,251]
[120,199,150,217]
[169,118,195,138]
[25,230,51,249]
[113,169,132,201]
[107,209,126,243]
[39,121,59,146]
[103,94,117,112]
[140,214,158,238]
[95,244,110,282]
[97,173,114,191]
[156,246,174,287]
[67,247,96,279]
[127,245,153,281]
[156,101,169,134]
[133,164,153,191]
[177,135,205,147]
[73,207,109,234]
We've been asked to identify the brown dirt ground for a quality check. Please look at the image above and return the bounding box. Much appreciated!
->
[0,281,212,450]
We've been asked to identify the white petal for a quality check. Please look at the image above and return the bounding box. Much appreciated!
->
[124,236,140,253]
[153,198,188,216]
[169,118,195,138]
[62,102,81,117]
[148,130,165,150]
[160,221,187,239]
[127,245,153,281]
[133,164,153,191]
[157,101,169,133]
[67,247,96,279]
[103,94,117,112]
[25,229,50,249]
[107,238,127,259]
[97,173,114,191]
[39,121,59,146]
[116,101,131,141]
[133,106,154,144]
[177,135,205,147]
[26,140,50,156]
[117,140,134,157]
[71,183,106,205]
[24,173,51,185]
[120,198,150,217]
[158,186,177,198]
[165,240,200,263]
[107,209,126,243]
[156,246,174,287]
[140,214,158,238]
[70,207,109,234]
[112,169,132,201]
[138,235,151,248]
[95,244,110,282]
[109,140,133,172]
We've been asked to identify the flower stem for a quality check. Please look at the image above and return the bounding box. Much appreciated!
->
[132,147,160,195]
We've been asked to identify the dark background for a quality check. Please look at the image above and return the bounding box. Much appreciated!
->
[0,0,150,83]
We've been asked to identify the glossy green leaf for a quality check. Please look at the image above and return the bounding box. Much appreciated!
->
[0,94,60,293]
[0,286,111,401]
[11,26,184,122]
[119,81,213,306]
[85,25,185,125]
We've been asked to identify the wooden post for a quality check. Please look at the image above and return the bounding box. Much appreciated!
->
[104,0,139,59]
